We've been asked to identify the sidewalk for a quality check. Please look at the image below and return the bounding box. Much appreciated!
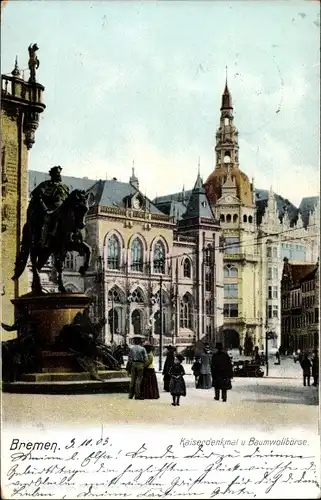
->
[152,353,302,379]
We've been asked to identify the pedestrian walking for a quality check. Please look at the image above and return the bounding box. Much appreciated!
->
[239,345,243,356]
[128,336,148,400]
[169,354,186,406]
[274,350,281,365]
[300,353,312,387]
[312,350,319,387]
[162,345,176,392]
[198,345,212,389]
[141,344,159,399]
[191,356,201,388]
[211,342,233,402]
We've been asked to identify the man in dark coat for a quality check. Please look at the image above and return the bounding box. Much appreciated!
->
[162,345,176,391]
[211,342,233,402]
[312,350,319,387]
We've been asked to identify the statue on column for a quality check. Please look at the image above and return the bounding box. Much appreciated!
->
[28,43,40,83]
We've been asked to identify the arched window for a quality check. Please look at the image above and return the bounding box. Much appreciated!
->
[243,215,247,223]
[131,288,144,303]
[205,272,212,291]
[224,264,238,278]
[108,287,121,303]
[131,238,143,272]
[224,117,229,126]
[248,215,253,223]
[153,240,165,274]
[220,214,225,222]
[183,258,191,278]
[205,299,212,315]
[180,294,193,329]
[65,252,75,270]
[205,245,212,265]
[233,214,238,222]
[107,235,121,270]
[226,214,231,222]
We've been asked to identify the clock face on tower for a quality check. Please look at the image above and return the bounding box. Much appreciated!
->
[132,197,141,209]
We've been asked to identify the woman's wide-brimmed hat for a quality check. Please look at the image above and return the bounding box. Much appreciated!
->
[166,345,176,350]
[176,354,185,362]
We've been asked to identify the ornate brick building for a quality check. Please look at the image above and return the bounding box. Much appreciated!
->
[26,79,319,349]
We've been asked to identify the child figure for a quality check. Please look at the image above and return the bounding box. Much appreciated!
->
[169,354,186,406]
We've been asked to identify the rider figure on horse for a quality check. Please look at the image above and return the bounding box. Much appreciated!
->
[28,166,69,248]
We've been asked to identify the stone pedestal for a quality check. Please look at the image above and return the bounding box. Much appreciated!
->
[4,292,130,393]
[12,292,92,346]
[12,292,92,372]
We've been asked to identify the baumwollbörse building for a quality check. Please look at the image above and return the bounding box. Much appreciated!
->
[28,81,319,350]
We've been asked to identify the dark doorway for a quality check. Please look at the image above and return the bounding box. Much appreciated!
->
[224,329,240,349]
[131,309,141,336]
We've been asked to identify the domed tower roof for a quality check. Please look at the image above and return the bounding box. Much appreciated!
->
[204,74,254,207]
[204,165,254,206]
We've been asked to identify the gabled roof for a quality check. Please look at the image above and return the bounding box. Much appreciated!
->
[29,170,95,193]
[154,189,192,204]
[255,189,299,226]
[299,196,319,226]
[28,170,162,214]
[291,264,317,284]
[182,173,215,221]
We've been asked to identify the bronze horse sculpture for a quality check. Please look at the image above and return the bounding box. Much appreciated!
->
[12,189,91,293]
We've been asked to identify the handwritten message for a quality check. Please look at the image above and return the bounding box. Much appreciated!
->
[1,427,320,499]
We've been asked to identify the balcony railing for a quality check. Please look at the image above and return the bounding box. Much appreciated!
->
[2,74,44,105]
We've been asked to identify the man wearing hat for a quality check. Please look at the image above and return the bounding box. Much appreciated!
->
[211,342,233,402]
[128,335,148,400]
[28,166,70,248]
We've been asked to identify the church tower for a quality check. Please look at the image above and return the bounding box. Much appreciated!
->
[215,73,239,169]
[1,47,45,337]
[204,75,261,351]
[205,74,254,208]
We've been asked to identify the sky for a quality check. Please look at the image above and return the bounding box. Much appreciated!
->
[2,0,320,206]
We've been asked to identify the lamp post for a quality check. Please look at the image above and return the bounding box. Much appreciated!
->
[265,307,269,377]
[111,291,114,344]
[158,275,163,372]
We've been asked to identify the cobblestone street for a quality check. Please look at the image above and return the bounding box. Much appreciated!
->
[3,356,318,432]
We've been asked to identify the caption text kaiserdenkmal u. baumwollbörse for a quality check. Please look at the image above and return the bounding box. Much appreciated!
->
[2,431,319,499]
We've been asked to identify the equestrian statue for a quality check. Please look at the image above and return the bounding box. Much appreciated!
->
[12,166,91,293]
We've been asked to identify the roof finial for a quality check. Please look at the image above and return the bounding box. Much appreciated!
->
[11,55,21,77]
[198,156,201,175]
[225,65,228,86]
[132,159,135,176]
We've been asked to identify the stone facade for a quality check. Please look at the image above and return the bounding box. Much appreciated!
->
[155,81,319,351]
[25,79,319,350]
[281,259,319,351]
[1,55,45,340]
[27,172,223,348]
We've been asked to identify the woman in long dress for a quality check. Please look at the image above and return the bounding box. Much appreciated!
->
[169,354,186,406]
[198,346,212,389]
[141,344,160,399]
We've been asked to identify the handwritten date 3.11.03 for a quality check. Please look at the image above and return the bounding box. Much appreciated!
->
[4,435,320,499]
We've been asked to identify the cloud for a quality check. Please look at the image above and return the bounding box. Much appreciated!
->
[240,133,320,205]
